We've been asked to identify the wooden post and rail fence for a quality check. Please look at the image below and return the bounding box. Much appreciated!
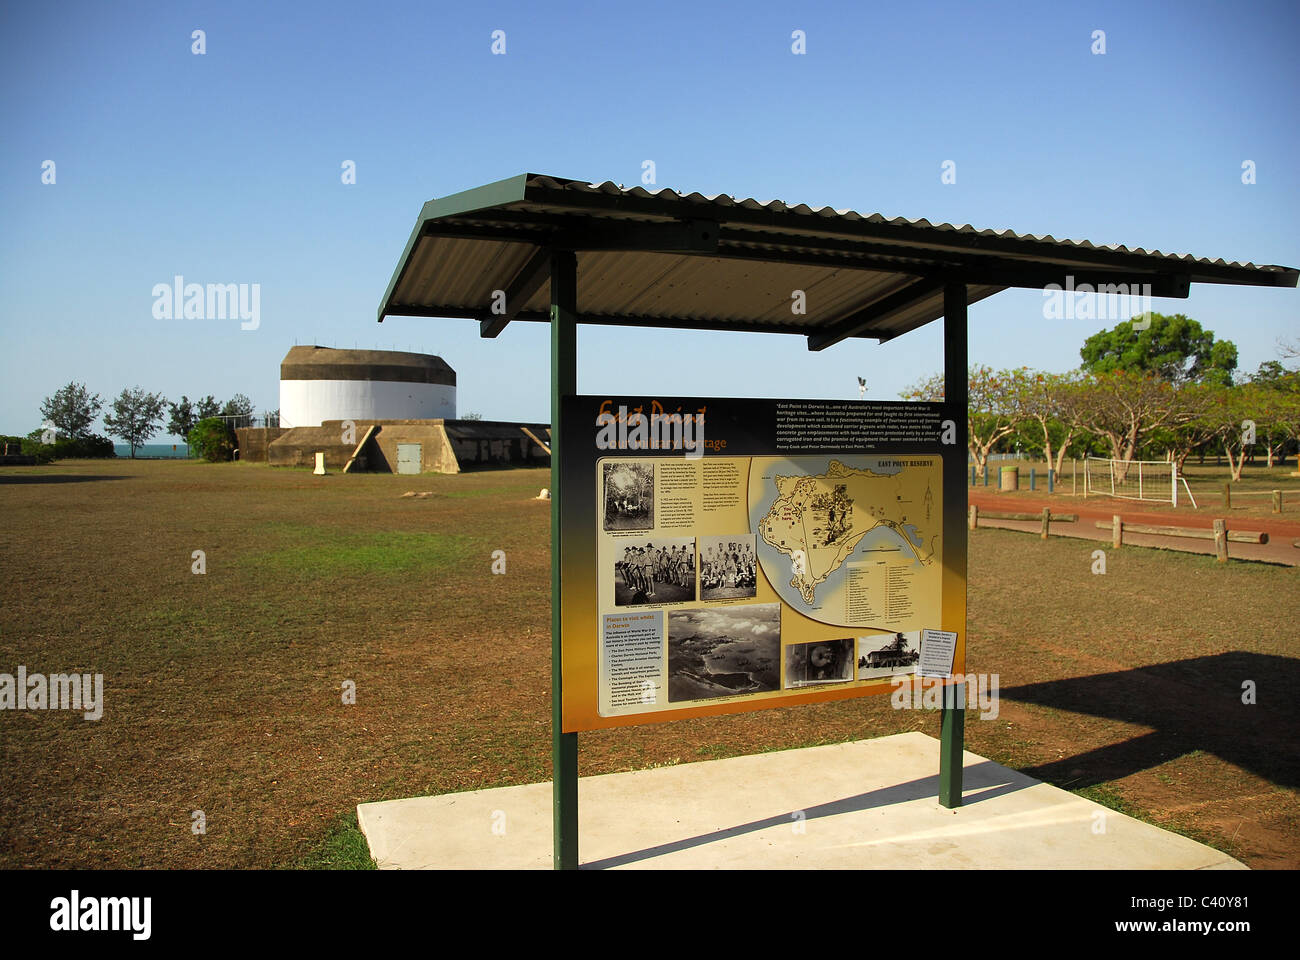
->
[967,504,1276,562]
[1223,485,1291,513]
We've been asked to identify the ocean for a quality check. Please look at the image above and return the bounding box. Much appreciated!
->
[112,443,192,459]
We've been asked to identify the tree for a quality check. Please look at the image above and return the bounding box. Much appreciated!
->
[1251,360,1291,386]
[1278,336,1300,367]
[187,417,235,462]
[901,365,1027,477]
[103,387,168,458]
[1080,313,1237,385]
[1267,379,1300,469]
[196,396,221,420]
[1015,370,1084,476]
[168,397,197,439]
[220,394,254,429]
[1069,370,1197,477]
[1196,383,1268,482]
[1248,362,1300,466]
[39,382,103,439]
[1155,381,1220,473]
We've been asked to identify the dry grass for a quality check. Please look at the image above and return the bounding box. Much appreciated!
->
[1,459,1296,868]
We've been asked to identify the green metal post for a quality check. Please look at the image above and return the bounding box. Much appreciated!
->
[551,249,579,869]
[939,281,967,809]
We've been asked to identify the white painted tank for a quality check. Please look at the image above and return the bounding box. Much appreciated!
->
[278,346,456,428]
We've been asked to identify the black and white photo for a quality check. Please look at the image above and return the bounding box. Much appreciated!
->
[667,604,780,703]
[612,537,696,606]
[698,534,758,600]
[785,638,855,687]
[857,631,921,680]
[602,461,654,531]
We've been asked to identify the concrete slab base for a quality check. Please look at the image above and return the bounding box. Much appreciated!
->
[356,732,1244,869]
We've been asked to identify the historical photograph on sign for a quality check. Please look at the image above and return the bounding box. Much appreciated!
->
[784,637,855,688]
[667,604,780,702]
[602,461,654,531]
[612,537,696,606]
[856,630,921,680]
[698,534,759,600]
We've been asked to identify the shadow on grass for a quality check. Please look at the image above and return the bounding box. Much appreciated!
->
[1002,652,1300,790]
[0,474,127,484]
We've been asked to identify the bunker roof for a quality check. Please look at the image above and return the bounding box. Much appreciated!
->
[281,345,455,384]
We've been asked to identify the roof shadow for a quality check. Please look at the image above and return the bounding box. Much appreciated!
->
[1000,652,1298,790]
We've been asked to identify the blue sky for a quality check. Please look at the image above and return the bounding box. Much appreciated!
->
[1,0,1297,437]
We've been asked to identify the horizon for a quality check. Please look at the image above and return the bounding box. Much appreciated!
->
[2,0,1297,439]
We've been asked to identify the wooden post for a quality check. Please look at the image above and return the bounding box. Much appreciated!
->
[968,504,978,530]
[1091,520,1265,543]
[1112,515,1122,548]
[1040,507,1050,540]
[1048,468,1055,493]
[1030,467,1037,491]
[1213,519,1229,562]
[1273,490,1282,514]
[1223,483,1231,509]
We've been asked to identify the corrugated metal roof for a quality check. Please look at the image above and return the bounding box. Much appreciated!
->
[378,173,1297,348]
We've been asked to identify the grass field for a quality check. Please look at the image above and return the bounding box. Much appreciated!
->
[2,459,1297,869]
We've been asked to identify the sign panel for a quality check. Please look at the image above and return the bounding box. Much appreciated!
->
[560,396,965,732]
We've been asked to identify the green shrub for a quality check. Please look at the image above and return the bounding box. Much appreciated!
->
[54,434,116,458]
[18,438,55,464]
[188,417,235,462]
[10,432,114,462]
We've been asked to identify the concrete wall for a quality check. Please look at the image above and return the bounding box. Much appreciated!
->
[356,422,451,474]
[444,420,550,470]
[235,427,287,462]
[259,418,549,473]
[266,425,354,469]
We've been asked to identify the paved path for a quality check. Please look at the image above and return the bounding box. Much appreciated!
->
[969,491,1300,565]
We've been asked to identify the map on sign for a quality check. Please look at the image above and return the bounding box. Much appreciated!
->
[750,457,942,630]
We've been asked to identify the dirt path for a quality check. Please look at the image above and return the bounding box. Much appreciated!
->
[969,491,1300,565]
